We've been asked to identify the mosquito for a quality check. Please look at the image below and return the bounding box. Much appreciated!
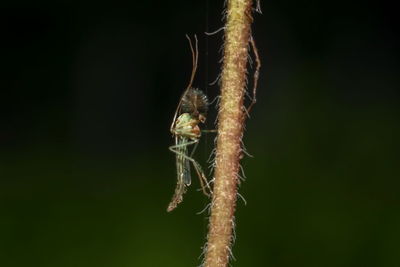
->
[167,35,213,212]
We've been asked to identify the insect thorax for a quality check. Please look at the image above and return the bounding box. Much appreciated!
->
[173,113,201,139]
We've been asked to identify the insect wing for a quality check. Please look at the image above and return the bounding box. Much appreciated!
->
[183,156,191,185]
[176,137,191,186]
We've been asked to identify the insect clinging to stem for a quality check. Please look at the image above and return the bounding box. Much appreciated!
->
[167,35,213,212]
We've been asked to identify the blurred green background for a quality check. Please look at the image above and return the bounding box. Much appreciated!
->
[1,1,399,266]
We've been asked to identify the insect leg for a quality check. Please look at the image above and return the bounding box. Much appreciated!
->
[169,140,212,197]
[246,35,261,114]
[188,141,209,196]
[202,129,217,133]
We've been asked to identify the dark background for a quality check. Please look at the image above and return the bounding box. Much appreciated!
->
[1,1,399,266]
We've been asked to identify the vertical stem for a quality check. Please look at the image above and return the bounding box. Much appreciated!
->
[204,0,254,266]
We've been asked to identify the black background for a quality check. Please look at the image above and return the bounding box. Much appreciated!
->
[1,1,399,266]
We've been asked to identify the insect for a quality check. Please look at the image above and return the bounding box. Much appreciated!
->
[167,35,212,212]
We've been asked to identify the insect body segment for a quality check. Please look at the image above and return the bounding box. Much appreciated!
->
[172,112,201,140]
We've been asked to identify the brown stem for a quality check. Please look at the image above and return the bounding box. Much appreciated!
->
[204,0,255,266]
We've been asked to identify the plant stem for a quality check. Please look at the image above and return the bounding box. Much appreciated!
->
[204,0,255,266]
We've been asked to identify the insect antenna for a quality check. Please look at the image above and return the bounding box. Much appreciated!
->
[170,34,199,133]
[186,34,199,91]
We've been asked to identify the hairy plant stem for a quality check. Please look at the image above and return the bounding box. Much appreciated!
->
[204,0,254,266]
